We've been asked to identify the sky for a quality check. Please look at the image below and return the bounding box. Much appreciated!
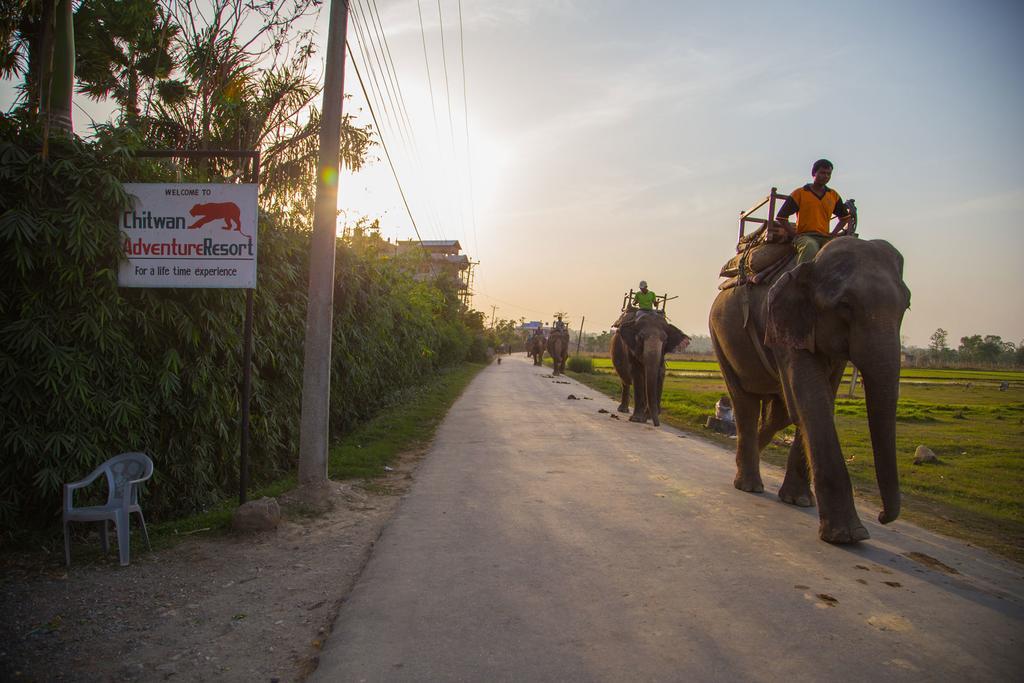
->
[4,0,1023,347]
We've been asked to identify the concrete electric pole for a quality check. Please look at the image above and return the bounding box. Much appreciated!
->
[297,0,350,498]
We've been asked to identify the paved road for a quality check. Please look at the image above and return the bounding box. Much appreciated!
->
[311,355,1024,682]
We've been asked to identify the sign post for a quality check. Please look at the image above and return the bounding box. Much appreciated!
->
[120,151,260,504]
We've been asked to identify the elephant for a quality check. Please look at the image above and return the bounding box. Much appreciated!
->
[709,237,911,544]
[610,313,690,426]
[547,330,570,375]
[527,334,546,366]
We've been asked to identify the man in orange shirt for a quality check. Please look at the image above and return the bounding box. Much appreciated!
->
[773,159,851,263]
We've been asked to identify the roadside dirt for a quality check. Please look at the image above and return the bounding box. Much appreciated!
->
[0,451,424,682]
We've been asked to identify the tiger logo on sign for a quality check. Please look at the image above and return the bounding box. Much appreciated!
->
[188,202,248,237]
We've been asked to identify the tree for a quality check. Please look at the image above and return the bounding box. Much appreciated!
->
[74,0,181,121]
[929,328,949,352]
[127,0,373,214]
[959,334,1015,365]
[586,330,613,353]
[0,0,76,134]
[1,0,48,112]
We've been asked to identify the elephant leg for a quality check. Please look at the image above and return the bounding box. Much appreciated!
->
[756,396,789,450]
[778,427,815,507]
[780,354,867,543]
[629,359,648,422]
[755,396,813,506]
[719,359,763,492]
[617,381,630,413]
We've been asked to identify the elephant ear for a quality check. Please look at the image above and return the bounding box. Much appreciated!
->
[618,324,639,355]
[765,262,817,352]
[666,324,690,353]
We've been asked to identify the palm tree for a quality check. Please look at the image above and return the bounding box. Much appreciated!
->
[73,0,182,121]
[143,24,372,213]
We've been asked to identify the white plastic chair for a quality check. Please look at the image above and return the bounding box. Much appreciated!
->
[63,452,153,567]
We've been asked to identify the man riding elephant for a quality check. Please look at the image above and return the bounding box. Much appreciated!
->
[710,232,910,544]
[548,316,570,375]
[527,327,546,366]
[633,280,657,313]
[773,159,852,264]
[611,312,689,426]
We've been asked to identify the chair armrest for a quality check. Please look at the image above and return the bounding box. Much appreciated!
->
[66,465,106,491]
[64,465,106,512]
[119,477,151,508]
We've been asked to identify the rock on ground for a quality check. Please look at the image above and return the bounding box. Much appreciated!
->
[913,445,940,465]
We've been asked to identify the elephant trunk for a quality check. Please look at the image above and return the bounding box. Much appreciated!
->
[644,343,663,427]
[860,351,902,524]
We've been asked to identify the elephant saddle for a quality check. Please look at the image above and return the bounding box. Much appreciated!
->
[612,308,665,329]
[718,241,794,291]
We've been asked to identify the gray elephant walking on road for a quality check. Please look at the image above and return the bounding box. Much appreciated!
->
[611,313,690,427]
[709,237,911,544]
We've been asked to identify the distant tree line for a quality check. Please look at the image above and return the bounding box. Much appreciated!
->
[906,328,1024,367]
[478,319,714,356]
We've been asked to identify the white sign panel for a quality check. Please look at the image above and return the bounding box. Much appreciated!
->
[118,183,258,288]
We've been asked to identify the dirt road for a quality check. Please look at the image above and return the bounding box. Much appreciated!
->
[311,355,1024,681]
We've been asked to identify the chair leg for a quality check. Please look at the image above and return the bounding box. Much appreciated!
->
[100,520,110,554]
[135,509,151,551]
[115,511,130,566]
[64,522,71,567]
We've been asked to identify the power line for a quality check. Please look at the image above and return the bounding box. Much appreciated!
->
[416,0,442,155]
[346,41,431,253]
[364,0,447,241]
[415,0,453,240]
[457,0,480,273]
[348,3,442,241]
[436,0,467,243]
[472,290,553,319]
[353,1,411,162]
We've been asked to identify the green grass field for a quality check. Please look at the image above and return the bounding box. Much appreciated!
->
[590,357,1024,384]
[569,362,1024,563]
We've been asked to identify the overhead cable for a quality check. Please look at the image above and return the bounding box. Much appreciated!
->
[349,3,443,240]
[436,0,467,244]
[345,41,431,254]
[364,0,447,240]
[457,0,480,273]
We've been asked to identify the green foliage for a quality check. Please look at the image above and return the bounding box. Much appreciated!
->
[566,355,594,373]
[0,117,484,539]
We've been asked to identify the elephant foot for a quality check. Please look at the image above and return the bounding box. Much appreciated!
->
[733,474,764,493]
[628,414,647,423]
[617,404,629,413]
[819,520,870,544]
[778,481,815,508]
[651,416,660,427]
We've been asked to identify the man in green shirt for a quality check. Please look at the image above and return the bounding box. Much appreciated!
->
[633,280,657,312]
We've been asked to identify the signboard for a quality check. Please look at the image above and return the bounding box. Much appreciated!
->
[118,183,258,288]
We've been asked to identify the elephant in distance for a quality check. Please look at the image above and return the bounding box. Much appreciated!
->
[611,313,690,427]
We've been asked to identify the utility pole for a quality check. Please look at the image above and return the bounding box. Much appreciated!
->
[489,305,497,329]
[576,316,585,355]
[298,0,350,497]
